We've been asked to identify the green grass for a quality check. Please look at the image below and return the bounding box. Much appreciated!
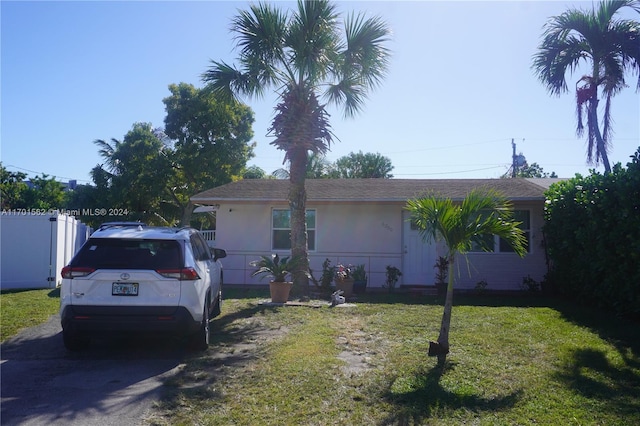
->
[150,291,640,426]
[0,288,60,342]
[2,288,638,424]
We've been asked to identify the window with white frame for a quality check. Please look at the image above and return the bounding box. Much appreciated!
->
[470,210,530,253]
[272,209,316,251]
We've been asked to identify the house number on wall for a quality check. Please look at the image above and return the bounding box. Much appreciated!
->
[382,222,393,232]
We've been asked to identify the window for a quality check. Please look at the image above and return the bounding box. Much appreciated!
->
[470,210,531,253]
[272,209,316,251]
[499,210,530,253]
[71,238,183,269]
[190,234,211,261]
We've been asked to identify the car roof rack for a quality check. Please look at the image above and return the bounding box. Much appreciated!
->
[97,221,147,231]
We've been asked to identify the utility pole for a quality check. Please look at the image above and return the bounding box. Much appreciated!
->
[511,138,517,178]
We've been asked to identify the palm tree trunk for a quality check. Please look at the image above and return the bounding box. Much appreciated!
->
[436,254,455,365]
[288,148,310,296]
[588,99,612,173]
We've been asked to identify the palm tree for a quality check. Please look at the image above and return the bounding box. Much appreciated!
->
[532,0,640,173]
[203,0,390,293]
[93,138,122,174]
[406,188,527,365]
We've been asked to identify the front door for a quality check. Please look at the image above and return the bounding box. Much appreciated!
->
[402,211,437,285]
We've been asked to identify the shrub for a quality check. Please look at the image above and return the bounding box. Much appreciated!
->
[521,275,539,292]
[475,279,488,294]
[544,147,640,316]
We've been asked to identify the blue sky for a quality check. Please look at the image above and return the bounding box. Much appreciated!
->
[2,1,639,185]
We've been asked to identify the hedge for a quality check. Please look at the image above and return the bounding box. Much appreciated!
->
[544,148,640,317]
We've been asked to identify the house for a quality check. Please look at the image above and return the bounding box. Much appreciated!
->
[191,178,553,291]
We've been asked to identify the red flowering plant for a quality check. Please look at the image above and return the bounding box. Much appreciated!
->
[335,263,353,281]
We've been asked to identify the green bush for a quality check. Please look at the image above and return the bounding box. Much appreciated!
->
[544,148,640,317]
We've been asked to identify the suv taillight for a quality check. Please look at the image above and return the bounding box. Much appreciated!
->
[156,267,200,280]
[61,266,95,279]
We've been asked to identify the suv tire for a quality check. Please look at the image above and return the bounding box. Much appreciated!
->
[190,301,210,351]
[63,330,89,352]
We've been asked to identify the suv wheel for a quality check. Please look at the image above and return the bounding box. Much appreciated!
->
[63,330,89,351]
[190,302,210,351]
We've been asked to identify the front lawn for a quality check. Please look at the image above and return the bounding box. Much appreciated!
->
[149,291,640,425]
[0,288,60,343]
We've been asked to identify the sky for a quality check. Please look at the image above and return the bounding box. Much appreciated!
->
[2,0,639,185]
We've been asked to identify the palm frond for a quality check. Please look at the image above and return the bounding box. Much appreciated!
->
[202,60,250,101]
[607,19,640,90]
[92,138,121,173]
[287,0,340,84]
[342,12,390,90]
[233,3,288,70]
[406,188,526,258]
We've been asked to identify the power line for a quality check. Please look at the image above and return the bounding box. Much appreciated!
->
[394,165,507,176]
[4,164,92,183]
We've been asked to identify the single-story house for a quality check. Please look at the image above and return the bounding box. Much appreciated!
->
[191,178,555,291]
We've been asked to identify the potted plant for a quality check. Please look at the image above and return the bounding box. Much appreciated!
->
[352,264,367,294]
[334,263,354,298]
[250,254,298,303]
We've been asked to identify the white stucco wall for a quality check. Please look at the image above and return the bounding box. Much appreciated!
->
[212,199,548,291]
[214,202,404,288]
[456,202,547,291]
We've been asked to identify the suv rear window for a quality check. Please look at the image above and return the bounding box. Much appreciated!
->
[71,238,183,270]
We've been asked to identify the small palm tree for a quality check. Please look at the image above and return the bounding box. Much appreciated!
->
[532,0,640,173]
[202,0,390,294]
[406,188,527,365]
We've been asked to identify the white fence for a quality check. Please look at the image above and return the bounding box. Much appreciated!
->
[0,213,90,290]
[200,230,216,248]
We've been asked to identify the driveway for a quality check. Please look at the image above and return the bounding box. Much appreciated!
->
[1,315,185,426]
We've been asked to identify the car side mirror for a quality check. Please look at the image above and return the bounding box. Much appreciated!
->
[212,248,227,261]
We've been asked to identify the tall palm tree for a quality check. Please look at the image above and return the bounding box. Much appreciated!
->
[406,188,527,365]
[532,0,640,173]
[203,0,390,293]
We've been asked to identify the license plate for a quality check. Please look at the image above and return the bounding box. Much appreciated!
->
[112,282,139,296]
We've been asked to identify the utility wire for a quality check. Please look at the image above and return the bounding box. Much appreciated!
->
[4,164,92,183]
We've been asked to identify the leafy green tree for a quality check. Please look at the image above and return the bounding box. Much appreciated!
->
[163,82,255,224]
[0,164,28,209]
[406,189,527,365]
[518,163,558,178]
[20,175,66,210]
[501,162,558,178]
[335,151,394,178]
[532,0,640,173]
[243,165,268,179]
[91,122,172,224]
[203,0,390,294]
[272,153,335,179]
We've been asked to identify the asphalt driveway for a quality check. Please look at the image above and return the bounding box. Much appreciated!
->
[1,315,185,426]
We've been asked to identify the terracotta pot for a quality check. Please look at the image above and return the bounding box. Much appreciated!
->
[335,278,354,298]
[269,281,293,303]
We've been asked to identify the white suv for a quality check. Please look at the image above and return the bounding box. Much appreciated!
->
[60,223,226,351]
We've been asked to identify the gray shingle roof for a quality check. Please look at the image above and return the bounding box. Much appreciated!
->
[191,178,548,204]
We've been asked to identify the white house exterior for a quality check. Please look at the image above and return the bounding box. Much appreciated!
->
[0,213,90,290]
[191,179,551,291]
